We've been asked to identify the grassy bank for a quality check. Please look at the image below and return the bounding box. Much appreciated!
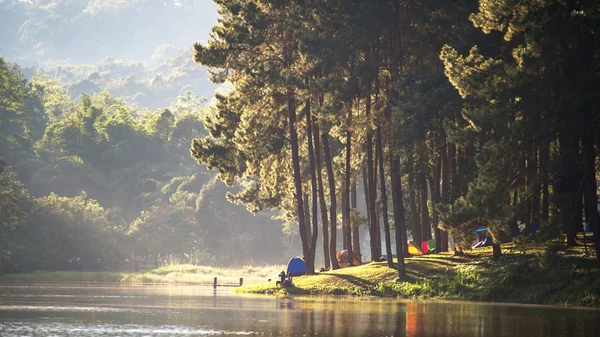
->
[237,242,600,307]
[0,264,283,286]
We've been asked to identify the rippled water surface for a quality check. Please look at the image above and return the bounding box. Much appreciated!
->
[0,284,598,336]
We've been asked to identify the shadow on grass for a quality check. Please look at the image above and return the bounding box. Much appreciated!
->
[406,259,457,268]
[330,274,376,289]
[406,263,451,278]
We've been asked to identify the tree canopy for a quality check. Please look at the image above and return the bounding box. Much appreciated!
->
[191,0,600,275]
[0,57,286,271]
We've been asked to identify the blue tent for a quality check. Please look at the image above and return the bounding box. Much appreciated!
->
[472,236,492,249]
[286,257,306,276]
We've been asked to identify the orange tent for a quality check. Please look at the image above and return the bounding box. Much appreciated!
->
[407,241,424,256]
[336,250,362,267]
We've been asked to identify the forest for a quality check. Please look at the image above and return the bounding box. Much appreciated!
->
[191,0,600,276]
[1,1,295,272]
[0,57,289,271]
[1,0,599,278]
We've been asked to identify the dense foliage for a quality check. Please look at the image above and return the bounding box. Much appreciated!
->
[24,47,219,110]
[191,0,600,277]
[1,0,598,277]
[0,58,284,272]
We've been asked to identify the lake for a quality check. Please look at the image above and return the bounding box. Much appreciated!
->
[0,284,598,336]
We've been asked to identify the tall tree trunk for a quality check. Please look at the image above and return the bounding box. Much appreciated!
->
[440,139,450,252]
[366,93,379,262]
[391,0,406,278]
[455,147,466,198]
[540,138,550,222]
[509,190,520,237]
[313,116,330,269]
[446,140,456,251]
[568,190,582,246]
[304,193,312,250]
[362,166,372,260]
[306,101,319,266]
[391,154,407,277]
[524,153,532,235]
[408,166,421,244]
[373,131,381,259]
[420,175,432,242]
[433,155,442,252]
[492,243,502,259]
[377,127,393,267]
[345,106,353,266]
[452,148,462,202]
[351,179,361,263]
[453,146,469,257]
[582,129,600,264]
[323,133,340,269]
[556,128,580,248]
[531,146,541,226]
[341,181,348,251]
[416,187,422,237]
[287,89,312,274]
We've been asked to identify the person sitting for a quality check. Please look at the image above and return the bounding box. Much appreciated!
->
[282,272,293,288]
[276,271,286,287]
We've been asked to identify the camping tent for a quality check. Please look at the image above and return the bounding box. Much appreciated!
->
[336,250,362,268]
[421,241,429,254]
[427,239,436,253]
[472,236,492,249]
[286,257,306,276]
[407,241,423,256]
[472,227,492,249]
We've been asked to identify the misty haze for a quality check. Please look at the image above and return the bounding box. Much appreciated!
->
[0,1,599,337]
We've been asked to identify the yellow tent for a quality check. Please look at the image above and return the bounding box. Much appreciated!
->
[407,241,423,256]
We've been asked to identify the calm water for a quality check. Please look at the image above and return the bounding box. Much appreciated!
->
[0,284,598,337]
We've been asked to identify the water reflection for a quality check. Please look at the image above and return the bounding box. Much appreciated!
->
[0,285,598,337]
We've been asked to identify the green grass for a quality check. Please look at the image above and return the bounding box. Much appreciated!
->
[0,263,284,286]
[2,241,598,307]
[238,242,600,307]
[122,264,283,285]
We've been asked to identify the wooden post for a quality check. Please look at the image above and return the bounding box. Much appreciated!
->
[213,277,217,289]
[239,277,243,286]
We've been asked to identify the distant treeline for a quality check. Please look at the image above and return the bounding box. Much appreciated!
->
[0,58,286,273]
[20,47,219,110]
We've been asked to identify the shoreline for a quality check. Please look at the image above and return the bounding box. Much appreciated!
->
[0,264,281,287]
[237,243,600,308]
[1,243,598,308]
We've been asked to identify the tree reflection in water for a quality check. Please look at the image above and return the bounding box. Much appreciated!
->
[0,286,598,337]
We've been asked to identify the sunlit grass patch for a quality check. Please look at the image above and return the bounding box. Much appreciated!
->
[129,263,284,285]
[0,264,285,286]
[237,261,400,295]
[239,243,600,307]
[150,263,282,278]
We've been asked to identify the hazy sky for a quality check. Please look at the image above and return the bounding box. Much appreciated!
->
[0,0,219,65]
